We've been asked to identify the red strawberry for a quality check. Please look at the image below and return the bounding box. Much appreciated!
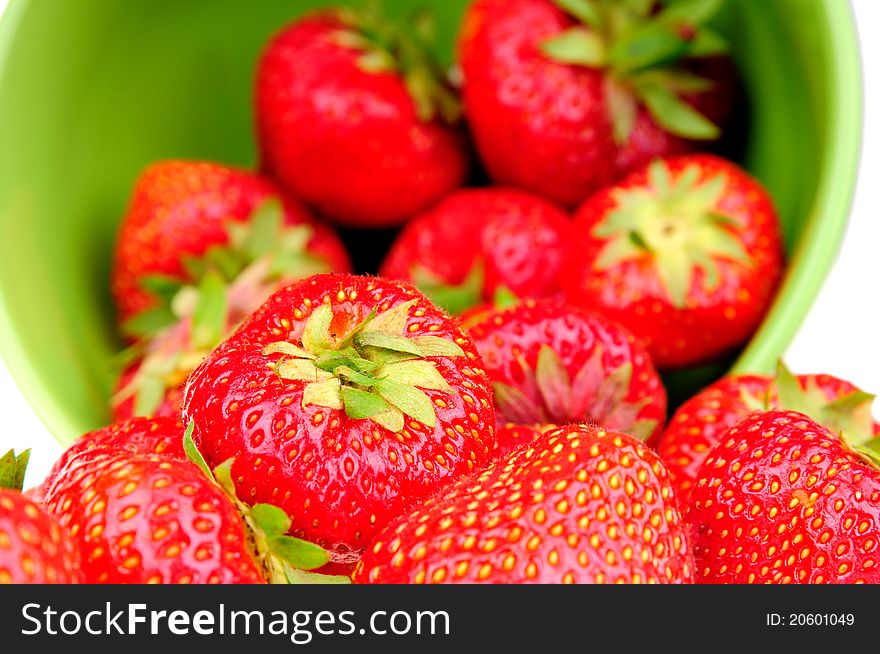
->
[255,9,468,227]
[656,364,880,505]
[562,154,784,369]
[353,424,693,583]
[379,188,570,314]
[458,0,734,207]
[111,160,350,418]
[688,410,880,584]
[494,423,557,460]
[38,417,187,504]
[0,450,80,584]
[467,299,666,441]
[183,273,496,561]
[44,451,266,584]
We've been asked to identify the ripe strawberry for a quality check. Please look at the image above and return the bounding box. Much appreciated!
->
[183,273,496,561]
[110,160,350,418]
[656,364,879,505]
[379,188,571,314]
[688,410,880,584]
[353,424,693,583]
[0,450,80,584]
[494,423,557,460]
[37,417,187,504]
[44,451,267,584]
[458,0,734,207]
[562,154,784,369]
[467,299,666,441]
[255,8,468,227]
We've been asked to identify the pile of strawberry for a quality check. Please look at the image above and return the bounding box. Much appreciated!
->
[2,0,878,585]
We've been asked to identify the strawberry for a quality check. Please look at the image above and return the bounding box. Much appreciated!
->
[379,188,571,314]
[182,273,496,561]
[37,416,187,503]
[110,160,350,418]
[44,450,267,584]
[494,423,557,460]
[467,299,666,441]
[353,424,693,583]
[688,410,880,584]
[458,0,734,207]
[0,450,80,584]
[656,363,880,505]
[562,154,784,369]
[255,8,468,227]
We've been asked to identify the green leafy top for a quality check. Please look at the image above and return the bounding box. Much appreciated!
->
[411,262,485,316]
[592,159,749,307]
[264,299,466,434]
[115,200,331,417]
[0,449,30,491]
[334,4,460,123]
[493,343,657,440]
[183,424,349,584]
[541,0,727,142]
[411,262,523,316]
[123,199,328,341]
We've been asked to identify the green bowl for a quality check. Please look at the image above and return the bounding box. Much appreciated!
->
[0,0,862,445]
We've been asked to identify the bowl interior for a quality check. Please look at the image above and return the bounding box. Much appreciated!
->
[0,0,861,444]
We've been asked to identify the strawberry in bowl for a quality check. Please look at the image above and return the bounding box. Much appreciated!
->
[380,187,571,314]
[467,298,666,441]
[183,273,496,563]
[562,154,784,369]
[256,7,468,227]
[458,0,734,206]
[354,424,693,584]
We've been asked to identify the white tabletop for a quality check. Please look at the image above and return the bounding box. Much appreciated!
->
[1,0,879,487]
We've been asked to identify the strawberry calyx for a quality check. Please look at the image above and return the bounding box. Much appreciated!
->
[122,199,329,341]
[542,0,727,143]
[263,299,466,434]
[738,361,880,468]
[772,362,880,467]
[411,261,522,316]
[857,440,880,469]
[183,424,349,584]
[113,272,228,416]
[411,262,485,315]
[493,343,657,440]
[333,5,461,123]
[0,449,30,491]
[774,361,877,447]
[116,200,332,416]
[591,159,750,307]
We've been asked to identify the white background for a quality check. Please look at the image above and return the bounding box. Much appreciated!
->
[0,0,879,487]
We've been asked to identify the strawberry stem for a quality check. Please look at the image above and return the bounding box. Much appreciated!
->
[335,5,460,123]
[0,449,30,491]
[264,299,465,434]
[542,0,727,142]
[591,159,749,308]
[183,424,349,584]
